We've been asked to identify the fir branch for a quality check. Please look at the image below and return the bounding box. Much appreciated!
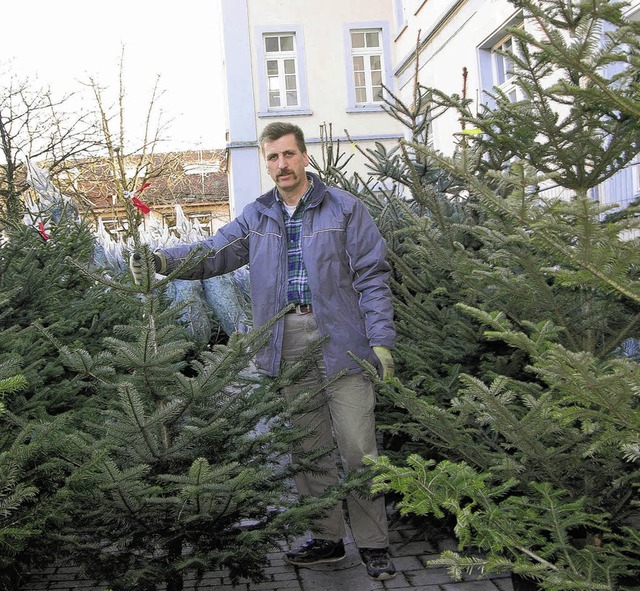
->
[426,149,640,304]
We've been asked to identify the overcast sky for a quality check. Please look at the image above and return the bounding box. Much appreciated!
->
[1,0,228,151]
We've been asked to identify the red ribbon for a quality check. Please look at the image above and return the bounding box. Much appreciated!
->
[131,182,152,214]
[135,182,151,195]
[37,221,50,241]
[132,196,151,214]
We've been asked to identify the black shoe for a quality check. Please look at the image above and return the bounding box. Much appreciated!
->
[360,547,396,580]
[284,538,346,565]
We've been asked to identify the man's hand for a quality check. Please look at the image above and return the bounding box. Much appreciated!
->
[129,253,144,285]
[129,252,167,284]
[373,346,395,379]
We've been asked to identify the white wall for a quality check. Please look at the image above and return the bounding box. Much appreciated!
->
[394,0,518,154]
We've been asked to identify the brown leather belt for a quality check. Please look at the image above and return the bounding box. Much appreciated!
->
[287,303,313,314]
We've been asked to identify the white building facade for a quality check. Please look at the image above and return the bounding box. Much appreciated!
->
[219,0,640,214]
[219,0,405,217]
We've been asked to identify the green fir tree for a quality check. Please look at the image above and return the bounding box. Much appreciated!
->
[0,216,136,590]
[1,213,340,589]
[314,0,640,588]
[0,217,136,416]
[40,247,342,591]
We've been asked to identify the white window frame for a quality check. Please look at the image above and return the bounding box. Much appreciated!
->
[492,36,514,87]
[344,22,393,112]
[351,29,384,105]
[492,34,521,100]
[265,33,299,109]
[256,26,311,117]
[477,16,525,109]
[633,156,640,199]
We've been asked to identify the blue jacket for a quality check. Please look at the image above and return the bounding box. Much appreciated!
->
[157,172,396,377]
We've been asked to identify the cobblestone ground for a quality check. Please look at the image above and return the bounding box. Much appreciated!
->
[18,521,515,591]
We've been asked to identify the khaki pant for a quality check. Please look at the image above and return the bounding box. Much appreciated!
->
[280,312,389,549]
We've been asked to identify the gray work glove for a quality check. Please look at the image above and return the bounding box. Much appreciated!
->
[373,346,395,379]
[129,252,167,285]
[129,253,144,285]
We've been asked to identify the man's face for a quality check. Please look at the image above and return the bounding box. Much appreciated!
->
[262,133,310,203]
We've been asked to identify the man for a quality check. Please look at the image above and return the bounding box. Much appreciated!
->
[130,122,397,581]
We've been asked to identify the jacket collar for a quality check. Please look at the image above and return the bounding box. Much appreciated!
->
[256,172,326,215]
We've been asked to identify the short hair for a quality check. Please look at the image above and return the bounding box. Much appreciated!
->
[259,122,307,154]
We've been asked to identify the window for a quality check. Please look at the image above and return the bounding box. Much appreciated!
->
[493,35,515,86]
[264,33,299,109]
[256,26,311,117]
[634,157,640,199]
[478,19,525,108]
[491,34,521,102]
[345,22,392,111]
[350,29,385,104]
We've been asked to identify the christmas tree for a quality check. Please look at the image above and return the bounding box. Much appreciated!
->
[46,248,341,590]
[1,200,338,589]
[0,215,137,590]
[314,0,640,588]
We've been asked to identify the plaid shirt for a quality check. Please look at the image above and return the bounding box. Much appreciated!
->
[278,177,313,305]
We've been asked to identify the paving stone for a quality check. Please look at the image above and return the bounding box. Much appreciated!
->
[272,570,300,582]
[438,538,460,552]
[392,540,433,557]
[442,580,502,590]
[489,576,514,591]
[193,574,225,586]
[390,555,424,571]
[419,552,446,568]
[265,565,294,576]
[249,579,303,590]
[55,567,79,575]
[18,584,49,591]
[405,566,456,586]
[381,573,413,589]
[298,563,384,591]
[388,586,441,591]
[46,573,83,582]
